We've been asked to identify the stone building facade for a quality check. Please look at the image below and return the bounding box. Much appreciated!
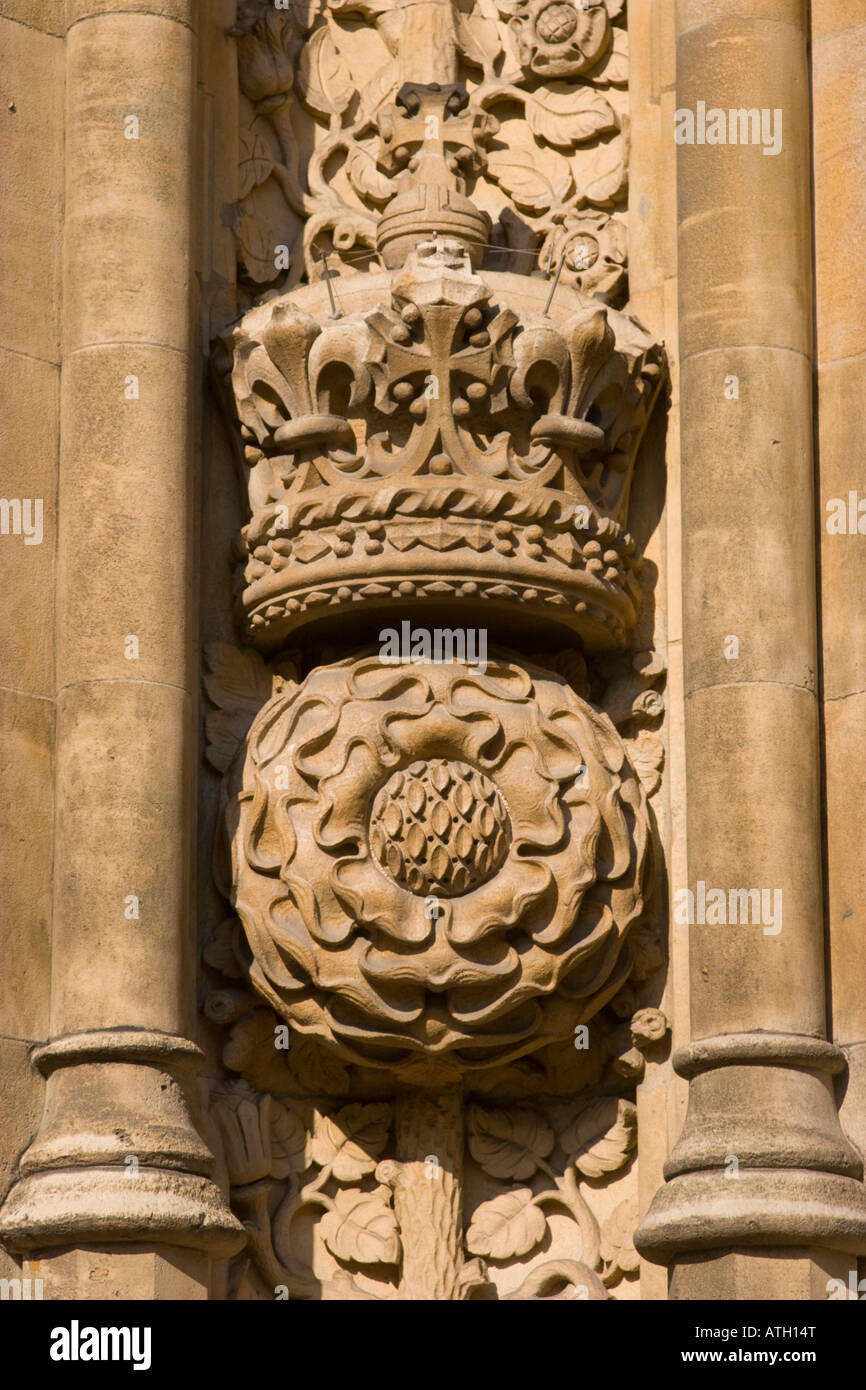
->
[1,0,865,1302]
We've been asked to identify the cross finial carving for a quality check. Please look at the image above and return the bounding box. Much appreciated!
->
[378,83,494,193]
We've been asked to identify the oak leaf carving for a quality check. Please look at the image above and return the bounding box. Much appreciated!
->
[526,85,617,149]
[465,1189,547,1260]
[487,145,573,212]
[296,24,353,118]
[321,1188,401,1267]
[559,1096,637,1178]
[468,1105,554,1180]
[311,1103,393,1182]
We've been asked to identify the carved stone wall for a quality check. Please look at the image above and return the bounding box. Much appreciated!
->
[232,0,631,301]
[200,0,669,1301]
[3,0,866,1313]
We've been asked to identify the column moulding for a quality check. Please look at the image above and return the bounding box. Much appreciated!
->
[0,0,244,1272]
[634,0,866,1280]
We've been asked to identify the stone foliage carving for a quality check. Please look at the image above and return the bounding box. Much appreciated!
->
[230,0,630,300]
[212,1084,401,1299]
[207,1016,667,1299]
[465,1096,636,1286]
[219,652,652,1081]
[204,0,668,1302]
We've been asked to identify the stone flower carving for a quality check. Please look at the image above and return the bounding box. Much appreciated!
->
[222,652,652,1077]
[498,0,614,78]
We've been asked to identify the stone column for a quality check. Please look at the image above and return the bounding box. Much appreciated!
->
[0,0,243,1296]
[0,1,63,1292]
[812,0,866,1188]
[634,0,866,1295]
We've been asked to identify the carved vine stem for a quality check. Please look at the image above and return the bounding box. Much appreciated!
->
[261,102,310,220]
[235,1163,344,1299]
[232,1178,315,1298]
[533,1157,602,1271]
[387,1087,467,1301]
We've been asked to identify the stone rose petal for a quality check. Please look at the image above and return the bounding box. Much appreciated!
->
[227,653,652,1071]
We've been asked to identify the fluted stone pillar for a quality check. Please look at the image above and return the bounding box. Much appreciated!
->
[0,0,243,1295]
[635,0,866,1295]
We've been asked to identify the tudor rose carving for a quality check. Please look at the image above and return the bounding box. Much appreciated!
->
[221,654,652,1079]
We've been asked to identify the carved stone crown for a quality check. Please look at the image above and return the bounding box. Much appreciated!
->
[220,82,663,653]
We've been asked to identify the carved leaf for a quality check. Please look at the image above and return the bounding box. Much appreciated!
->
[221,1008,353,1097]
[203,642,275,772]
[284,1033,351,1095]
[526,86,617,149]
[311,1103,392,1182]
[237,195,285,286]
[560,1097,637,1178]
[203,916,244,981]
[600,1193,640,1279]
[321,1188,401,1267]
[488,146,573,212]
[296,24,353,118]
[628,925,664,982]
[590,26,629,86]
[465,1189,547,1260]
[468,1105,555,1180]
[239,124,275,200]
[582,133,628,207]
[627,729,664,797]
[345,145,396,206]
[355,58,401,132]
[607,27,630,85]
[268,1098,309,1179]
[211,1084,269,1187]
[454,5,503,75]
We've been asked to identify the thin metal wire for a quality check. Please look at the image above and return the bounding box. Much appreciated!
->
[310,239,565,271]
[305,232,587,318]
